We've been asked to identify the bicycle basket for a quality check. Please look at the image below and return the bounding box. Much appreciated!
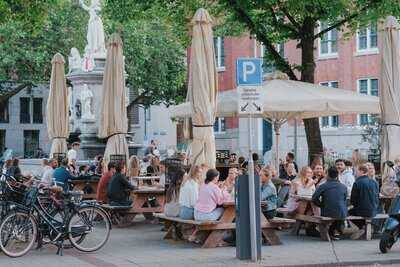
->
[0,180,27,204]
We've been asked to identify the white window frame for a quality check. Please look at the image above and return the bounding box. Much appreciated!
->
[357,78,379,125]
[355,22,379,55]
[215,37,225,72]
[319,81,339,128]
[214,117,226,134]
[260,43,284,74]
[318,22,339,59]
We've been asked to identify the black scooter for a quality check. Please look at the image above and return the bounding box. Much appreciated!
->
[380,168,400,253]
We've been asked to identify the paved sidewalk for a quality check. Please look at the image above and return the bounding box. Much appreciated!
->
[2,218,400,267]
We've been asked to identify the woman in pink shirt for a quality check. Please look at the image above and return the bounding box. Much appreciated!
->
[194,169,231,221]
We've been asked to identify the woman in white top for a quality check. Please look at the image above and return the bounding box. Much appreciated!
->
[179,166,202,219]
[286,166,316,213]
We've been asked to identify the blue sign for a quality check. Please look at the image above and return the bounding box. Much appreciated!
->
[236,58,263,86]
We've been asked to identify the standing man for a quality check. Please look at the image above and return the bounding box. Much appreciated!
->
[67,142,80,162]
[312,167,348,240]
[349,164,379,239]
[335,159,355,197]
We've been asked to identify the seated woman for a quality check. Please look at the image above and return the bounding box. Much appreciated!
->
[285,166,316,213]
[194,169,231,221]
[107,162,135,206]
[178,166,201,220]
[260,168,278,219]
[164,169,185,217]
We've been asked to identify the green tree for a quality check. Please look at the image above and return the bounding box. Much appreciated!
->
[152,0,400,162]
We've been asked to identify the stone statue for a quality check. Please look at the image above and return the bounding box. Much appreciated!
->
[79,0,106,58]
[68,48,82,73]
[80,84,95,120]
[67,86,73,117]
[82,45,95,72]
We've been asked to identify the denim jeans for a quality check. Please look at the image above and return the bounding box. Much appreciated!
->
[194,207,224,221]
[179,206,194,220]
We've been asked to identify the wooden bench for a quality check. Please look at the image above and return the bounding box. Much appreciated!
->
[155,213,295,248]
[100,204,136,226]
[290,213,388,241]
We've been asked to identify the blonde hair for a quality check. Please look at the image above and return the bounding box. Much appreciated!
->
[129,155,140,177]
[299,166,312,185]
[260,167,271,178]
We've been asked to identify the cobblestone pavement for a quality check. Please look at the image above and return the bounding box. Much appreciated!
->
[2,218,400,267]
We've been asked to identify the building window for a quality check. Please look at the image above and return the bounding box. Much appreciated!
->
[357,22,378,52]
[319,21,338,56]
[358,78,379,125]
[214,117,226,133]
[0,100,9,123]
[213,37,225,70]
[33,98,43,124]
[260,43,285,74]
[0,130,5,155]
[320,81,339,127]
[23,130,39,158]
[20,97,31,124]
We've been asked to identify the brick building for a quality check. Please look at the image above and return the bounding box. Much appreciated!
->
[208,21,381,166]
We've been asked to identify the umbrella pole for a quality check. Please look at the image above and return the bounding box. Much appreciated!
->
[274,122,280,172]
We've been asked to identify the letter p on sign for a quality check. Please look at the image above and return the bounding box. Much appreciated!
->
[236,58,263,86]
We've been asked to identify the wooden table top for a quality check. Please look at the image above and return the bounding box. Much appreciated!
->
[131,176,161,180]
[133,187,165,194]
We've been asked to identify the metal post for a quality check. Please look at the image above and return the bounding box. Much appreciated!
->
[247,115,257,261]
[294,118,298,162]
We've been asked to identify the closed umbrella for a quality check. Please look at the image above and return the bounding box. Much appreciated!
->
[46,53,69,158]
[380,16,400,166]
[170,72,380,168]
[186,8,218,168]
[98,33,129,167]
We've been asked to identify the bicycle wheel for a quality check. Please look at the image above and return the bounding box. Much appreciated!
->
[68,206,110,252]
[0,211,37,257]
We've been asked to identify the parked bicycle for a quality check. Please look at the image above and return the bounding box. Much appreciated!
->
[0,173,111,257]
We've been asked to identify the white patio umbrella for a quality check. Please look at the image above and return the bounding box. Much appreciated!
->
[98,33,129,168]
[46,53,69,158]
[185,8,218,168]
[380,16,400,166]
[170,72,380,168]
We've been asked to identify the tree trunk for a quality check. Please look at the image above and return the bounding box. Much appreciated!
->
[300,19,324,164]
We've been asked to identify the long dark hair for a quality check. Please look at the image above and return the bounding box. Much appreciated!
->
[205,169,219,184]
[166,168,185,202]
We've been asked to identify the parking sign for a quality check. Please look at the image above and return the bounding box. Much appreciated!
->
[236,58,263,86]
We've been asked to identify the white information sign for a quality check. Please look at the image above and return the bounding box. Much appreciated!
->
[238,86,263,115]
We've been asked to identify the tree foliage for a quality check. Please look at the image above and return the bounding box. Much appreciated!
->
[0,0,187,106]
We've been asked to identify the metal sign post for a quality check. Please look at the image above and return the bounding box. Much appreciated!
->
[236,58,263,262]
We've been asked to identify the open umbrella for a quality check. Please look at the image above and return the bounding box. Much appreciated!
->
[46,53,69,158]
[98,33,129,168]
[186,8,218,169]
[380,16,400,166]
[170,72,380,168]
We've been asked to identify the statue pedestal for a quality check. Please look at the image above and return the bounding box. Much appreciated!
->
[67,58,142,159]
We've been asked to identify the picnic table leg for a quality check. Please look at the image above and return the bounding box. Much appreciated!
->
[262,229,282,245]
[201,207,236,248]
[365,220,372,241]
[292,221,302,235]
[318,224,331,241]
[202,230,226,248]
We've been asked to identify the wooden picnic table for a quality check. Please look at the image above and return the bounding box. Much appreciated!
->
[129,187,165,219]
[199,201,288,248]
[71,179,98,199]
[284,194,388,241]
